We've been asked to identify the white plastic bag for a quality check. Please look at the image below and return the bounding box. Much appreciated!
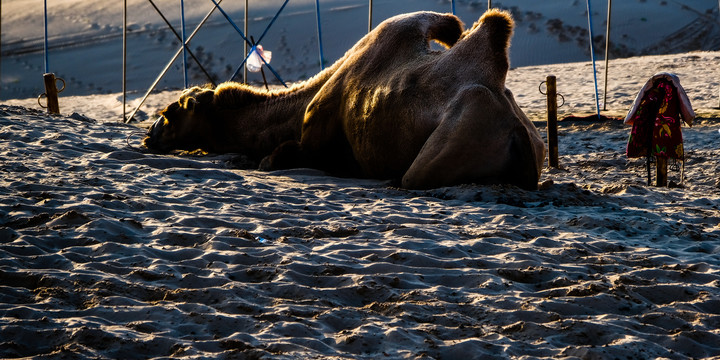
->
[247,45,272,73]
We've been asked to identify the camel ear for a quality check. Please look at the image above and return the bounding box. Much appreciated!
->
[183,97,199,112]
[195,88,215,105]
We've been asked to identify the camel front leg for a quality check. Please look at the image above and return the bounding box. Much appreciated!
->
[260,95,361,177]
[401,85,540,190]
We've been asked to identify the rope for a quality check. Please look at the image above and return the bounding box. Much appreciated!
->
[586,0,601,117]
[125,129,152,153]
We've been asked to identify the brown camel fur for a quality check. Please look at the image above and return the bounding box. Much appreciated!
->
[142,14,462,165]
[143,79,327,163]
[263,10,545,190]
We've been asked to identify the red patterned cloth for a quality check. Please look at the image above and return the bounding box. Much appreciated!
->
[625,73,694,159]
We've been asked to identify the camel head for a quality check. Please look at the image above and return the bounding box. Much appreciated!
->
[143,80,310,157]
[143,86,216,153]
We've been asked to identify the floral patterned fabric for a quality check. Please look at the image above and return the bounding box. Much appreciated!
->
[626,78,687,159]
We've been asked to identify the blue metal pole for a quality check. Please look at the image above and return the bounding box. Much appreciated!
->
[451,0,456,15]
[217,0,287,86]
[368,0,373,32]
[255,0,289,46]
[181,0,188,88]
[315,0,325,70]
[209,0,251,45]
[586,0,601,116]
[43,0,49,73]
[123,0,127,121]
[244,0,248,83]
[603,0,612,111]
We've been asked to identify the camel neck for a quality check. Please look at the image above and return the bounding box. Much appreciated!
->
[253,64,339,129]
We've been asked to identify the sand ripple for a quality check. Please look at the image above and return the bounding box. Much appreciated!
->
[1,105,720,359]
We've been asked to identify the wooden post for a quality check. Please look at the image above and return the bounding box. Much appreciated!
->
[488,0,492,9]
[42,73,63,114]
[546,75,559,168]
[656,157,668,187]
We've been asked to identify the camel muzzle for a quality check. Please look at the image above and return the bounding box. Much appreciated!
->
[142,116,165,149]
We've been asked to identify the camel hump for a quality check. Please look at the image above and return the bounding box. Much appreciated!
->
[448,9,515,87]
[374,11,463,50]
[424,12,464,48]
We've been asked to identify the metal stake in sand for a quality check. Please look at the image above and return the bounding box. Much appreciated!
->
[602,0,612,111]
[181,0,189,89]
[586,0,601,117]
[123,0,127,121]
[545,76,559,168]
[315,0,326,70]
[368,0,373,32]
[43,0,49,74]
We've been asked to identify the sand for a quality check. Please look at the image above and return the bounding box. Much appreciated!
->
[2,1,720,359]
[2,51,720,357]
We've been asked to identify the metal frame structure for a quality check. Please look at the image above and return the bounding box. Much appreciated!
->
[123,0,291,122]
[1,1,716,119]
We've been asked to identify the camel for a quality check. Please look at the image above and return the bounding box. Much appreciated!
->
[262,10,545,190]
[142,12,461,165]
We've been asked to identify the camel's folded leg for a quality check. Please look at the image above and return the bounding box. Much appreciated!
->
[258,140,304,171]
[401,85,541,190]
[260,99,362,176]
